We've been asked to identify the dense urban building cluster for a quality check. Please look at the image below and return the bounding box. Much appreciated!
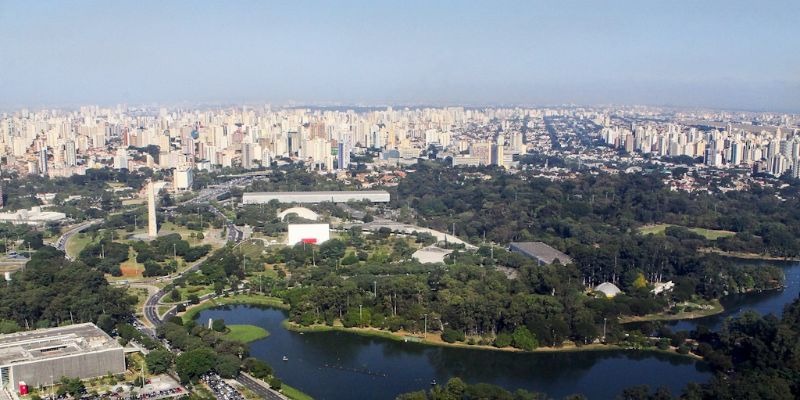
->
[600,111,800,176]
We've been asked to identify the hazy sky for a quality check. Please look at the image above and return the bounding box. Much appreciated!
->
[1,0,799,111]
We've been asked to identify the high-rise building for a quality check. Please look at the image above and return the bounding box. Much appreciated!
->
[470,142,493,166]
[241,143,254,169]
[113,148,128,170]
[37,148,48,176]
[493,133,506,168]
[174,166,194,191]
[337,140,350,170]
[65,140,77,167]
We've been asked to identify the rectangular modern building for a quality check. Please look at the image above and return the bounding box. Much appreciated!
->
[509,242,573,265]
[243,190,390,204]
[287,223,330,245]
[0,323,126,393]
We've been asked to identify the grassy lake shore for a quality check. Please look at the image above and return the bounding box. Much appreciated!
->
[224,324,269,343]
[181,293,288,323]
[620,299,724,323]
[699,248,800,261]
[182,294,701,360]
[281,320,700,359]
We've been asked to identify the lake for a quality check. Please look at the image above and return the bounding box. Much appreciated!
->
[196,261,800,399]
[197,306,709,399]
[667,260,800,332]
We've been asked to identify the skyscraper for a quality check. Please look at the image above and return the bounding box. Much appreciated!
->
[37,147,48,176]
[241,143,253,169]
[337,140,350,171]
[493,133,506,168]
[65,140,77,167]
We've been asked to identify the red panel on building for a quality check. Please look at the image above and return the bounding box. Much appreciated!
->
[302,238,317,244]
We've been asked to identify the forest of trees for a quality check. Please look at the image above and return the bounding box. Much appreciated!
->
[77,231,210,277]
[386,163,793,289]
[395,295,800,399]
[394,162,800,258]
[242,164,785,350]
[0,246,134,331]
[1,167,163,217]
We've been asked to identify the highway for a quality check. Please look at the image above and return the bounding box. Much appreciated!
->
[236,373,287,400]
[142,181,245,327]
[142,256,211,326]
[55,219,101,259]
[136,178,286,400]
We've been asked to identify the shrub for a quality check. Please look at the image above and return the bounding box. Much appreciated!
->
[494,332,512,348]
[268,377,282,390]
[511,326,538,351]
[441,328,465,343]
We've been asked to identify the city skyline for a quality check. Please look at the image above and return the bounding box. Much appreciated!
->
[1,0,799,112]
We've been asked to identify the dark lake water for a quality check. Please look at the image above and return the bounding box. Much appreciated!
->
[196,261,800,399]
[197,306,710,399]
[666,260,800,332]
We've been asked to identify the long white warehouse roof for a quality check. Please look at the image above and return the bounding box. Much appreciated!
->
[243,191,390,204]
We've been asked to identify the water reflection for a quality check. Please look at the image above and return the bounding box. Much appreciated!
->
[668,261,800,332]
[198,306,709,400]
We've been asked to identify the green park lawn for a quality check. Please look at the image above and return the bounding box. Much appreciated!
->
[281,384,314,400]
[224,324,269,343]
[638,224,735,240]
[237,239,266,260]
[66,233,95,259]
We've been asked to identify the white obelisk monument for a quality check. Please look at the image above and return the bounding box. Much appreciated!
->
[147,181,158,238]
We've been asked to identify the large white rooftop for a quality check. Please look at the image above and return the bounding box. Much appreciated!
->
[0,323,120,366]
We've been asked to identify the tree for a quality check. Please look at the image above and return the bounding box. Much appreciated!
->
[212,319,226,332]
[57,377,85,397]
[268,377,282,390]
[176,348,217,383]
[511,326,538,351]
[170,288,181,302]
[216,354,241,378]
[243,358,272,379]
[341,252,359,265]
[0,320,21,334]
[445,377,467,397]
[21,231,45,250]
[441,328,465,343]
[632,273,647,289]
[145,350,174,374]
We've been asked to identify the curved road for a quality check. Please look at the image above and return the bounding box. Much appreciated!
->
[56,219,102,260]
[142,190,242,327]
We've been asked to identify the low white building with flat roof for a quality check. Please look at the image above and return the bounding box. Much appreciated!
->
[0,323,126,393]
[243,190,390,204]
[0,207,66,226]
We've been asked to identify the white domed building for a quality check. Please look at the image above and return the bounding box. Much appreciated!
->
[278,207,320,221]
[594,282,623,298]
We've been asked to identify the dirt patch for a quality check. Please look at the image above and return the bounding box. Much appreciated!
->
[120,264,142,277]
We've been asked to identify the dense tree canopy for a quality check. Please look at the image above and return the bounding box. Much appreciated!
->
[0,246,134,330]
